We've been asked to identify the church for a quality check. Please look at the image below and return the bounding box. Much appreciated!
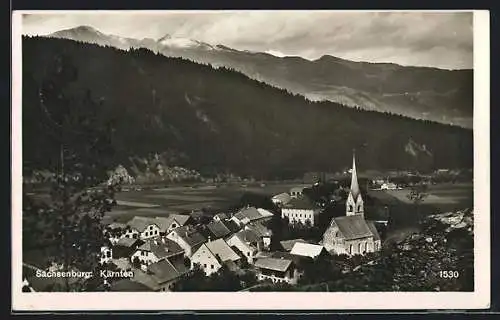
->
[322,153,381,255]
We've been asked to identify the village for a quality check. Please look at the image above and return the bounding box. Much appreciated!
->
[26,152,421,291]
[21,150,473,292]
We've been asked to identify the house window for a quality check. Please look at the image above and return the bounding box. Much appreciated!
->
[204,264,207,268]
[172,223,177,228]
[247,252,250,256]
[126,235,130,238]
[106,251,111,258]
[211,265,214,269]
[133,234,138,239]
[145,232,149,237]
[149,226,153,230]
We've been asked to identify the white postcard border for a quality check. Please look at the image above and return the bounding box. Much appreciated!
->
[11,10,490,311]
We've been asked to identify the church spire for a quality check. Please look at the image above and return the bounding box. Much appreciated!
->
[350,150,360,200]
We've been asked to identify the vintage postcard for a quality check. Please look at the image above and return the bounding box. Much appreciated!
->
[11,10,490,311]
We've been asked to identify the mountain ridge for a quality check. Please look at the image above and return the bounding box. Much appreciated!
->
[42,26,473,128]
[22,36,472,180]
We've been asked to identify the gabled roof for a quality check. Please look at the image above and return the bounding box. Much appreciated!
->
[257,208,274,219]
[234,207,263,222]
[138,238,184,258]
[147,259,189,284]
[255,257,293,272]
[366,221,381,241]
[153,216,175,232]
[272,192,291,203]
[221,219,241,233]
[214,212,230,220]
[127,216,158,232]
[204,239,240,263]
[207,220,232,239]
[116,237,141,248]
[283,197,318,210]
[290,242,325,259]
[171,214,191,226]
[245,221,272,237]
[173,226,206,248]
[333,215,374,240]
[279,239,308,251]
[234,229,261,245]
[153,214,191,232]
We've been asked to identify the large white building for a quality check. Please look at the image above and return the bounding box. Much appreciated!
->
[281,197,320,226]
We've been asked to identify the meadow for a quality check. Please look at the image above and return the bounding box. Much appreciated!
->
[105,182,310,224]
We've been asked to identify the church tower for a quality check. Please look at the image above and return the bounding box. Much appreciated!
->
[346,151,364,217]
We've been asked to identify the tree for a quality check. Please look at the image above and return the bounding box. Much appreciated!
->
[22,53,118,291]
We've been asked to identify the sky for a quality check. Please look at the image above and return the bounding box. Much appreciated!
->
[21,11,474,69]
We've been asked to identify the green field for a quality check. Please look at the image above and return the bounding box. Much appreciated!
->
[106,183,308,223]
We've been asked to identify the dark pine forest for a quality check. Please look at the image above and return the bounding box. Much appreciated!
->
[22,37,473,180]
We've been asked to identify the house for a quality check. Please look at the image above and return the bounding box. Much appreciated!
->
[271,192,292,206]
[322,153,381,256]
[113,237,143,259]
[290,187,305,199]
[105,222,139,244]
[279,239,308,252]
[245,221,273,250]
[132,258,190,292]
[281,197,321,226]
[380,182,397,190]
[231,206,274,226]
[206,220,233,239]
[254,257,298,284]
[127,216,161,240]
[100,246,113,265]
[166,225,207,257]
[154,214,192,235]
[289,242,327,260]
[213,212,230,221]
[226,229,262,264]
[131,238,184,266]
[190,238,241,276]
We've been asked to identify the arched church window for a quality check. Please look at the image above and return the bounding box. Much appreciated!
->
[364,242,368,253]
[349,205,353,212]
[349,244,353,254]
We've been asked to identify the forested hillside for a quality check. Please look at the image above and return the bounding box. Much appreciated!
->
[22,37,473,180]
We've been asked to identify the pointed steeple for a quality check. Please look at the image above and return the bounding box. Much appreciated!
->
[350,150,360,200]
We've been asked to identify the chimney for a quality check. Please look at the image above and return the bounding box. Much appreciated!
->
[208,236,211,243]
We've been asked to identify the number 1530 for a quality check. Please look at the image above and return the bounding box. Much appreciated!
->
[439,271,459,278]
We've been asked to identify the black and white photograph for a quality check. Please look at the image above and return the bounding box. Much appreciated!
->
[12,10,490,310]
